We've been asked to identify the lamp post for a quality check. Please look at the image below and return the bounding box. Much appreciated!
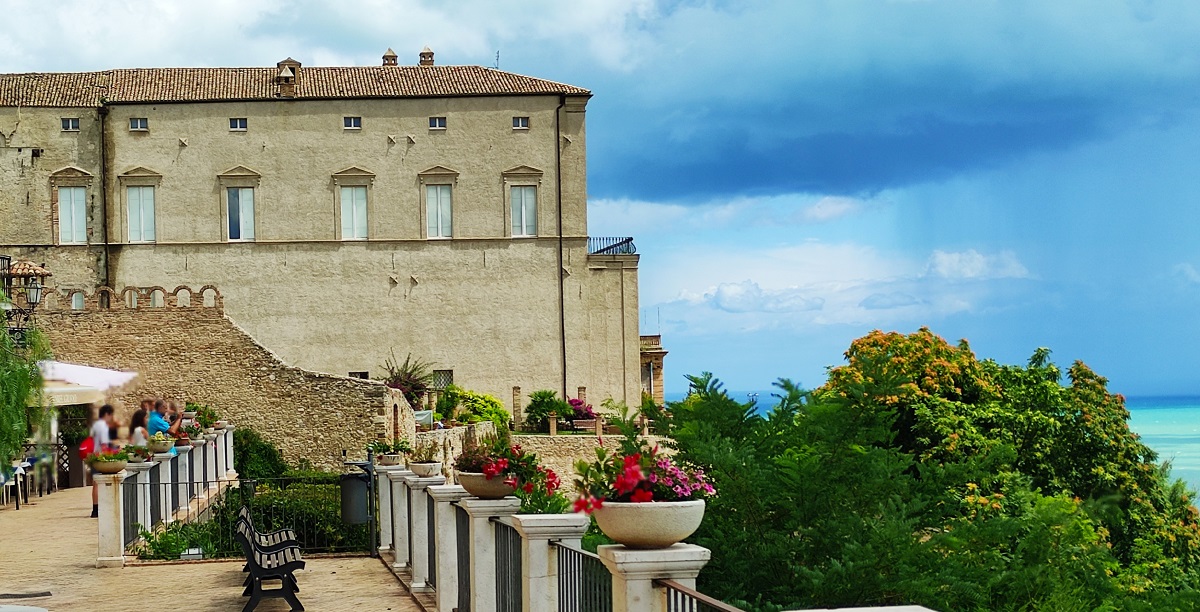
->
[0,257,53,348]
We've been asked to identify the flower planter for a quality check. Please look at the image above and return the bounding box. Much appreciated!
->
[91,460,128,474]
[148,439,175,453]
[191,439,206,448]
[409,462,441,477]
[182,411,197,419]
[455,471,517,499]
[378,454,403,467]
[592,500,706,549]
[214,421,227,430]
[175,437,192,447]
[204,427,215,435]
[128,456,146,464]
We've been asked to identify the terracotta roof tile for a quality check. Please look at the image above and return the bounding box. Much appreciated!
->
[0,65,589,107]
[1,261,52,278]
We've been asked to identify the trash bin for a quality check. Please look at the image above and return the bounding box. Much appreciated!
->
[340,472,370,524]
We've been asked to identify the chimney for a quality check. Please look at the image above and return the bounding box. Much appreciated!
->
[419,46,434,66]
[276,57,301,98]
[382,48,398,66]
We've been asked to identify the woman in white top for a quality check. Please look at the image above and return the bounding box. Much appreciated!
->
[129,408,149,446]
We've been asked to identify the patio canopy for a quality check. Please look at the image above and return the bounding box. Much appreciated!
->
[32,361,139,407]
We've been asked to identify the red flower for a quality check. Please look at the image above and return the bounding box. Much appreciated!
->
[505,475,518,488]
[614,464,644,495]
[630,488,654,503]
[523,482,534,494]
[573,497,590,513]
[623,453,642,468]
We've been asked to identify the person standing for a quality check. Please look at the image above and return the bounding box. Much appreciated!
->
[89,405,117,518]
[129,408,149,446]
[147,399,180,437]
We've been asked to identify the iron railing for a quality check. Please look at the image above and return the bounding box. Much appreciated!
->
[495,519,522,612]
[655,579,744,612]
[457,503,471,612]
[427,493,437,588]
[554,541,613,612]
[121,476,138,547]
[587,237,636,255]
[169,455,180,513]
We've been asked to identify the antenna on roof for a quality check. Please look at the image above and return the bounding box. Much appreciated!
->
[493,51,500,70]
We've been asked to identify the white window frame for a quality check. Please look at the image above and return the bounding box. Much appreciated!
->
[426,184,452,239]
[61,117,80,132]
[229,118,247,131]
[344,116,362,130]
[512,116,529,130]
[340,186,368,240]
[225,186,256,241]
[126,185,157,243]
[71,292,85,310]
[502,166,544,239]
[418,166,459,239]
[510,185,538,237]
[58,186,88,244]
[129,117,149,131]
[429,116,447,130]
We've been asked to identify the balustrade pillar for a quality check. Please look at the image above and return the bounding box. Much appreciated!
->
[405,473,446,592]
[152,453,173,525]
[224,424,236,475]
[460,496,522,612]
[204,434,219,489]
[214,430,227,481]
[598,544,712,612]
[511,513,590,612]
[428,484,470,612]
[95,471,126,568]
[174,446,192,515]
[386,468,414,568]
[188,439,206,499]
[375,465,407,553]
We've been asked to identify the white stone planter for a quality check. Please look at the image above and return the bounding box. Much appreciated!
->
[378,454,403,466]
[409,462,441,477]
[91,460,127,474]
[592,499,705,549]
[455,471,516,499]
[148,439,175,453]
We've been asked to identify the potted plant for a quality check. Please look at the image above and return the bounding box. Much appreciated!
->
[148,432,175,454]
[86,448,129,474]
[125,445,152,464]
[367,439,412,466]
[194,405,218,431]
[523,390,573,433]
[407,439,441,477]
[182,403,199,420]
[184,424,203,440]
[453,436,540,499]
[573,414,715,549]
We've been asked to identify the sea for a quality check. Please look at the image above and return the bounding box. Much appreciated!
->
[662,391,1200,494]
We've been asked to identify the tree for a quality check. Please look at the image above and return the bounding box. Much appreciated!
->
[0,324,51,477]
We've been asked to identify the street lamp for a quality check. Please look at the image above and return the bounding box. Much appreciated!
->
[0,258,52,347]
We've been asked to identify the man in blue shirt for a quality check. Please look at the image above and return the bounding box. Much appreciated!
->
[147,399,179,437]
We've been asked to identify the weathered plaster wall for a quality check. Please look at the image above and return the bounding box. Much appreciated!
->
[37,285,409,470]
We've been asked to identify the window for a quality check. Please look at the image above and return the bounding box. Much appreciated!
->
[340,185,368,240]
[129,117,148,131]
[61,118,80,132]
[429,116,447,129]
[512,116,529,129]
[344,116,361,130]
[71,292,85,310]
[227,187,255,241]
[348,371,369,379]
[432,369,454,390]
[511,185,537,237]
[127,186,156,242]
[229,118,247,131]
[58,186,87,243]
[426,184,452,238]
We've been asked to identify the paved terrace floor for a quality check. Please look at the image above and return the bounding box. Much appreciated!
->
[0,485,422,612]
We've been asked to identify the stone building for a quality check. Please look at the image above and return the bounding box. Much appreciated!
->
[0,48,659,412]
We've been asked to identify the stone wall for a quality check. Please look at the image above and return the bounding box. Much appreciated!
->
[38,285,411,470]
[512,433,670,484]
[414,421,496,478]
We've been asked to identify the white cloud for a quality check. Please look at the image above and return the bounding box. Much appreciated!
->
[706,281,824,314]
[800,196,867,222]
[926,249,1029,280]
[1174,263,1200,284]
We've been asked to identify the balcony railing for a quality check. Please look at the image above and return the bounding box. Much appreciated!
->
[588,236,636,255]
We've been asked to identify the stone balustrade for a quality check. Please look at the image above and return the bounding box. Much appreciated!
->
[95,425,238,568]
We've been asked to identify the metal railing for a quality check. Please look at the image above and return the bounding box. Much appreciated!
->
[427,493,437,588]
[495,519,522,612]
[456,504,471,612]
[554,541,613,612]
[121,476,138,547]
[587,237,636,255]
[655,579,744,612]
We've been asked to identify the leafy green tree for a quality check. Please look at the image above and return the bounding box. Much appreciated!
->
[0,325,51,477]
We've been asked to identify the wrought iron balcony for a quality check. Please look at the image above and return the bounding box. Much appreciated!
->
[587,236,636,255]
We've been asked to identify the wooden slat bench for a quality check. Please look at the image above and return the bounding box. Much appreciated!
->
[235,509,305,612]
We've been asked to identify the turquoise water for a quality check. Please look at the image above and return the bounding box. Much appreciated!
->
[1127,396,1200,493]
[664,392,1200,493]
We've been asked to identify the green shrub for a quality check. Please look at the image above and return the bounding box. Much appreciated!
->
[523,390,572,432]
[437,383,464,417]
[461,390,510,432]
[233,427,289,481]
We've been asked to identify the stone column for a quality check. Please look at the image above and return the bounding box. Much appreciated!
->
[406,474,447,592]
[95,471,127,568]
[124,462,155,535]
[224,424,236,476]
[214,430,227,482]
[598,544,712,612]
[511,513,590,612]
[189,440,206,500]
[428,484,470,612]
[204,434,219,489]
[152,453,174,525]
[460,496,522,612]
[174,446,192,516]
[375,465,407,553]
[387,468,415,568]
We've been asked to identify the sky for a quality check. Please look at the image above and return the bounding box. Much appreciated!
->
[5,0,1200,397]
